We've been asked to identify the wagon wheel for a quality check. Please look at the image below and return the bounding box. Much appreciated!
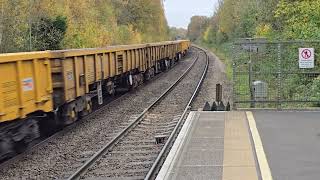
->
[80,100,93,117]
[0,138,15,161]
[64,109,78,125]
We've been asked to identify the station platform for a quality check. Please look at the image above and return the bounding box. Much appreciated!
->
[157,110,320,180]
[156,111,261,180]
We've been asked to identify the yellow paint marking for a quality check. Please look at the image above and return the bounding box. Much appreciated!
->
[246,111,273,180]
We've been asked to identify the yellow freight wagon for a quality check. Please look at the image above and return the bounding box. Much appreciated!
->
[0,40,190,124]
[178,40,191,55]
[0,52,53,122]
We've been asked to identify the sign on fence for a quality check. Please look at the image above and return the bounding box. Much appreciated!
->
[233,40,320,109]
[299,48,314,68]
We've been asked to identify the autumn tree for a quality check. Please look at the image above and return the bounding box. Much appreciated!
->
[0,0,169,53]
[169,27,187,40]
[31,15,67,50]
[187,16,209,42]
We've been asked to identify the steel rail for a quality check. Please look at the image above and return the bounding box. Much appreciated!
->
[67,48,200,180]
[144,46,209,180]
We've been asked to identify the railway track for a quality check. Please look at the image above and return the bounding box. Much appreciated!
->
[0,48,198,179]
[66,46,209,180]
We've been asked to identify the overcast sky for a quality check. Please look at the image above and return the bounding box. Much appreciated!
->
[164,0,218,29]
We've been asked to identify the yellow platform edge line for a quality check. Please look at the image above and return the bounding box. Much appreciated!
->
[246,111,273,180]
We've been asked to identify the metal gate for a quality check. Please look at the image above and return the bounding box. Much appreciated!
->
[233,39,320,109]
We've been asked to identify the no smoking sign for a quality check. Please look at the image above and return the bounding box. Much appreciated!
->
[299,48,315,68]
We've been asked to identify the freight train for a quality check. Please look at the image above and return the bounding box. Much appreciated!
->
[0,40,191,159]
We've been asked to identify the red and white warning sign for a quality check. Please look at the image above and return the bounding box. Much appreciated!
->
[299,48,315,68]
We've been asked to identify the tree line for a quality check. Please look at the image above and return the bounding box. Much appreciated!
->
[0,0,169,53]
[188,0,320,44]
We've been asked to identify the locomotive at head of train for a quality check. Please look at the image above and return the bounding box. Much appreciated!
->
[0,40,190,160]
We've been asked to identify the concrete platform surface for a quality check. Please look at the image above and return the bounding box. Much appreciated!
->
[156,111,259,180]
[253,111,320,180]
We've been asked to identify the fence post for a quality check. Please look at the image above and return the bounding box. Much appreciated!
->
[277,43,282,110]
[232,44,237,110]
[249,41,255,108]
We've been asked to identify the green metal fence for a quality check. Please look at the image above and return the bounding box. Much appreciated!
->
[233,39,320,109]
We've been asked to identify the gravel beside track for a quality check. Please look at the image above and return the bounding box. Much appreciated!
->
[0,50,197,180]
[80,50,207,179]
[191,47,232,110]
